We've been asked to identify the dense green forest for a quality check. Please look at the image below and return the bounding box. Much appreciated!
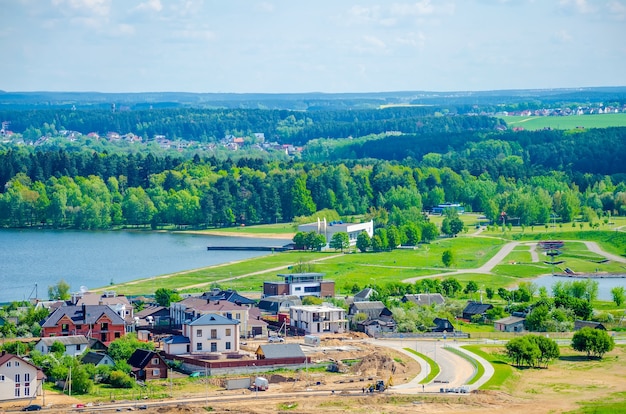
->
[0,101,625,231]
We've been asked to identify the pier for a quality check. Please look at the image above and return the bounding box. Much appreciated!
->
[207,245,292,252]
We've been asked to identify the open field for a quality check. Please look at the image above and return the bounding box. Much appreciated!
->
[497,113,626,130]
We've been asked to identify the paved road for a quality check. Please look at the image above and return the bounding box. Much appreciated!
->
[583,241,626,264]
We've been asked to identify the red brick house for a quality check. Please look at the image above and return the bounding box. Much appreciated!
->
[127,349,168,381]
[40,305,126,344]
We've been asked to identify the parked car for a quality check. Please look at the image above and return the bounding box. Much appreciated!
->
[268,336,284,343]
[21,405,42,411]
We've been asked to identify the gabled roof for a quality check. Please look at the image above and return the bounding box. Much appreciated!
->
[163,335,190,345]
[81,351,113,365]
[462,302,493,316]
[187,313,240,326]
[350,301,386,311]
[41,305,126,327]
[174,297,248,313]
[37,335,89,346]
[494,316,526,325]
[354,288,376,300]
[127,349,162,369]
[574,320,606,330]
[257,344,305,359]
[201,290,256,305]
[135,306,168,319]
[402,294,445,306]
[0,352,46,379]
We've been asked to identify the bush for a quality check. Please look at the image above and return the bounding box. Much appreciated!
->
[109,370,135,388]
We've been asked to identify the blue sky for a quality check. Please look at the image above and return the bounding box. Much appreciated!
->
[2,0,625,93]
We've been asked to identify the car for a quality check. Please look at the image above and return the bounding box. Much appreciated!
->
[268,336,284,343]
[21,405,42,411]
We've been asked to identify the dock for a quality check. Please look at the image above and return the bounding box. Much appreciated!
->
[207,245,292,252]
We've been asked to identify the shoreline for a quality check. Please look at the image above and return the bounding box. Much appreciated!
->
[173,229,295,240]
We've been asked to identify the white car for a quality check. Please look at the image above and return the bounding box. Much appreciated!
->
[268,336,285,343]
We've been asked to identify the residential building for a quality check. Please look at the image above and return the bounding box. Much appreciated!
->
[127,349,168,381]
[263,273,335,299]
[40,304,126,344]
[34,335,89,357]
[182,314,240,354]
[73,291,134,332]
[353,288,376,303]
[0,352,45,401]
[358,318,395,336]
[170,298,259,338]
[257,295,302,314]
[348,301,390,321]
[255,344,306,362]
[289,304,348,335]
[81,352,115,367]
[162,335,191,355]
[199,289,256,306]
[494,316,526,333]
[431,318,455,333]
[298,219,374,246]
[574,320,606,331]
[402,293,445,307]
[462,302,493,320]
[134,306,170,329]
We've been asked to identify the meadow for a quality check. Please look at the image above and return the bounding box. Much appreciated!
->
[497,113,626,130]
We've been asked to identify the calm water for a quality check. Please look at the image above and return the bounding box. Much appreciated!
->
[0,229,290,303]
[532,274,626,301]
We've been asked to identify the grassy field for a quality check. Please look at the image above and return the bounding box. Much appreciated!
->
[497,113,626,130]
[462,345,514,390]
[192,222,297,236]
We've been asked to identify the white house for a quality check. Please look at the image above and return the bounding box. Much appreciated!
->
[162,335,191,355]
[298,219,374,246]
[182,314,240,354]
[289,304,348,335]
[0,352,45,401]
[34,335,90,357]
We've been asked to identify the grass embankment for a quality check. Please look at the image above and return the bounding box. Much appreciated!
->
[443,347,484,385]
[403,348,440,384]
[461,345,513,390]
[191,222,296,237]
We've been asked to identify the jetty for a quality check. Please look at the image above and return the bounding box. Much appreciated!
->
[207,245,293,252]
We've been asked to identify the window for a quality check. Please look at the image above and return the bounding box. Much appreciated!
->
[15,374,20,383]
[225,342,231,350]
[15,361,19,367]
[76,344,81,351]
[152,358,159,365]
[114,332,121,339]
[101,322,109,331]
[226,329,231,336]
[236,313,241,320]
[152,369,160,376]
[62,323,69,332]
[6,362,10,367]
[210,329,217,339]
[25,373,30,382]
[196,329,202,337]
[226,313,232,319]
[25,386,30,396]
[196,343,203,351]
[0,375,5,381]
[14,388,20,397]
[75,324,82,330]
[210,342,217,352]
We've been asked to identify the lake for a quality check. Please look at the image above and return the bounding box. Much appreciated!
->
[532,274,626,301]
[0,229,291,303]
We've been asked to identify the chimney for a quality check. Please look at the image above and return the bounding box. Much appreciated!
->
[82,303,87,323]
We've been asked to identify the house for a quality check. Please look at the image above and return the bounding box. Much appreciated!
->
[358,318,396,336]
[40,304,126,344]
[127,349,168,381]
[348,301,391,320]
[81,351,115,367]
[431,203,465,215]
[255,344,306,362]
[200,289,256,306]
[431,318,455,333]
[494,316,526,333]
[73,291,134,332]
[263,273,335,299]
[0,352,45,401]
[182,313,240,354]
[134,306,170,328]
[402,293,445,307]
[353,288,376,303]
[462,302,494,320]
[289,304,348,335]
[162,335,191,355]
[87,338,109,353]
[34,335,89,357]
[257,295,302,314]
[297,219,374,246]
[170,298,258,338]
[574,320,606,331]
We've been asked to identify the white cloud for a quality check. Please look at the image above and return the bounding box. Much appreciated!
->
[135,0,162,13]
[559,0,596,14]
[51,0,111,17]
[553,29,573,42]
[395,31,426,48]
[391,0,435,17]
[256,2,274,12]
[608,0,626,20]
[174,28,215,42]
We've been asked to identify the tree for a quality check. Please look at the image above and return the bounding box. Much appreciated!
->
[329,232,350,252]
[572,327,615,359]
[48,279,71,300]
[302,296,323,305]
[154,288,181,307]
[50,341,66,356]
[441,277,462,297]
[107,334,155,362]
[485,287,494,300]
[611,286,625,307]
[420,221,439,243]
[506,335,559,368]
[356,231,371,253]
[464,281,479,295]
[441,249,455,267]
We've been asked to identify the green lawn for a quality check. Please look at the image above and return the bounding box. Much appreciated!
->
[497,113,626,130]
[403,348,440,384]
[191,222,297,235]
[564,392,626,414]
[462,345,514,390]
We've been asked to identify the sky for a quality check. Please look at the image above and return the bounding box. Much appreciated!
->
[1,0,625,93]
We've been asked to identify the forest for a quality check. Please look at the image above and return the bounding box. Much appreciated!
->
[0,101,625,232]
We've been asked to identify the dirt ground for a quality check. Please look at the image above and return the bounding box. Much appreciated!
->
[2,337,624,414]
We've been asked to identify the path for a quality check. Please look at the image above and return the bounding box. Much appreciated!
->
[583,241,626,264]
